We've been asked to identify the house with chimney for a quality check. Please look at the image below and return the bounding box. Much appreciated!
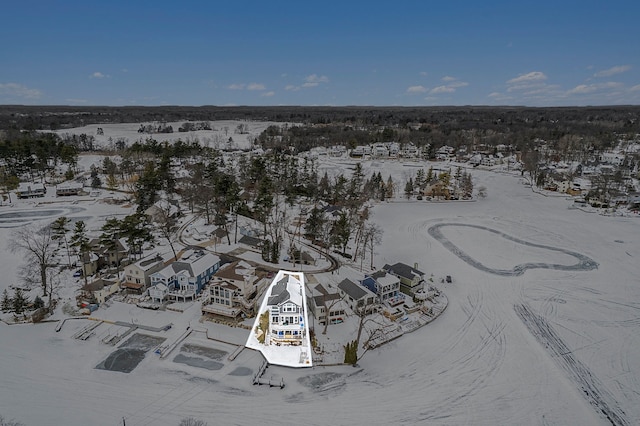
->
[121,252,165,294]
[383,262,426,295]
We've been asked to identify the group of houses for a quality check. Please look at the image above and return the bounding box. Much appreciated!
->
[306,262,427,326]
[350,142,423,159]
[77,235,269,321]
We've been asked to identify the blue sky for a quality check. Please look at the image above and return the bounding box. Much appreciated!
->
[1,0,639,107]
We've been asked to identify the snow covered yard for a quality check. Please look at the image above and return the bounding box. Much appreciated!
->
[0,160,639,424]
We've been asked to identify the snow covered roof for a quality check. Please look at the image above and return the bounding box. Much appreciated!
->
[245,270,312,368]
[383,262,425,280]
[132,252,164,271]
[338,278,369,300]
[155,250,219,279]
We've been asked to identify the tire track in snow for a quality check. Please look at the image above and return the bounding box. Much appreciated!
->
[428,223,598,276]
[515,302,628,426]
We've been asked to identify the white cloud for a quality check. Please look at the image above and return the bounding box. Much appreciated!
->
[630,84,640,92]
[428,79,468,95]
[506,72,551,93]
[594,65,631,78]
[286,74,329,91]
[261,91,275,97]
[65,98,87,104]
[419,71,428,76]
[90,72,108,79]
[0,82,42,99]
[305,74,329,84]
[488,92,502,98]
[406,85,428,94]
[507,71,547,85]
[228,83,245,90]
[449,81,469,88]
[430,85,455,94]
[567,81,623,95]
[247,83,266,91]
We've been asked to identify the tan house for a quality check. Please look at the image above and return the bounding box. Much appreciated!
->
[81,278,119,304]
[121,252,165,294]
[201,260,261,318]
[81,237,129,277]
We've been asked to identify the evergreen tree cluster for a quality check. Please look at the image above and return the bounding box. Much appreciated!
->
[344,339,358,365]
[1,288,29,315]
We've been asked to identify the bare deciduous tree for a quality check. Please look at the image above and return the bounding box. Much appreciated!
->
[153,200,180,261]
[362,223,383,270]
[9,224,57,296]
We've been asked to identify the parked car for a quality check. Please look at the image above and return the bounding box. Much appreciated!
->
[73,269,83,278]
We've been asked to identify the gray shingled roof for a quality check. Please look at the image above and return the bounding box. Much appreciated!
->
[338,278,368,300]
[267,278,290,306]
[313,293,341,307]
[383,262,424,280]
[238,235,263,247]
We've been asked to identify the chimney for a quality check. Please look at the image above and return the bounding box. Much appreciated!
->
[414,262,418,270]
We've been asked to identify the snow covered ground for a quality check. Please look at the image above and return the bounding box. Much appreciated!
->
[51,120,286,151]
[1,152,639,424]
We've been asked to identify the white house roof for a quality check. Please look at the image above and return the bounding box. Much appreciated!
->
[267,274,303,307]
[132,252,164,272]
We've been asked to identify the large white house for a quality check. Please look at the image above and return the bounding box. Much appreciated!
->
[246,270,312,367]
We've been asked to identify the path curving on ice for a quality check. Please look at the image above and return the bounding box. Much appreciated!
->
[428,223,598,276]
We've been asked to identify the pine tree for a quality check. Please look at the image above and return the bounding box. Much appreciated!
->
[385,176,394,199]
[305,206,325,241]
[344,340,358,365]
[51,216,72,267]
[415,168,425,189]
[12,288,26,315]
[70,221,91,285]
[1,289,11,312]
[32,296,45,310]
[106,173,118,191]
[404,178,414,199]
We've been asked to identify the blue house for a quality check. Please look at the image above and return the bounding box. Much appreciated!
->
[149,250,220,302]
[361,270,402,304]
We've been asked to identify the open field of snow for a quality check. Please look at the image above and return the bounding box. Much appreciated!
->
[51,120,287,150]
[0,155,639,425]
